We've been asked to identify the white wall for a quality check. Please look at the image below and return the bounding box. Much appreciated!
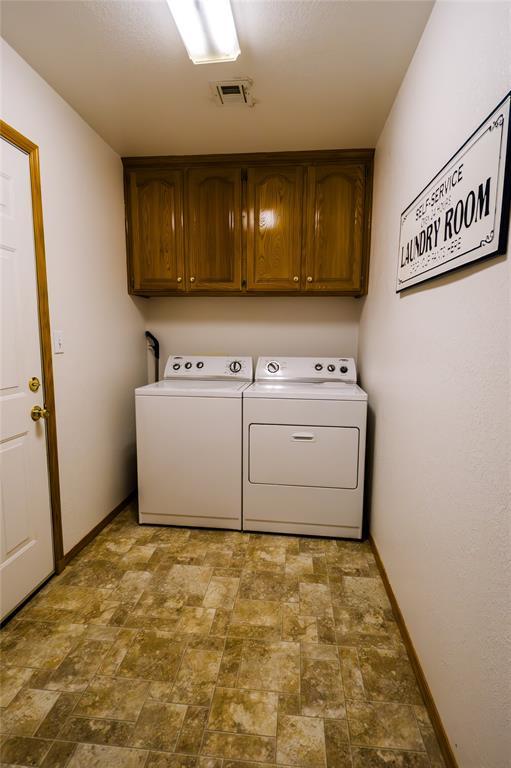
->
[1,40,147,554]
[358,3,510,767]
[141,297,362,377]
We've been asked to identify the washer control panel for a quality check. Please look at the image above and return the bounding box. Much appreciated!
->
[256,357,357,383]
[164,355,253,381]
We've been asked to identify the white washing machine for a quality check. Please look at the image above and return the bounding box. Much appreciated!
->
[136,355,253,529]
[243,357,367,539]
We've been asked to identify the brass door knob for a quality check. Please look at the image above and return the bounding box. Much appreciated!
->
[293,276,299,282]
[307,276,313,282]
[190,276,196,283]
[177,277,182,283]
[31,405,49,421]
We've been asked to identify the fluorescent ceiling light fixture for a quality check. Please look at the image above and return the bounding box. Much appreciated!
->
[167,0,241,65]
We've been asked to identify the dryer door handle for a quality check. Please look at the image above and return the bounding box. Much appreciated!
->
[291,432,315,441]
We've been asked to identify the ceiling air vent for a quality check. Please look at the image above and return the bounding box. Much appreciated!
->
[211,79,254,107]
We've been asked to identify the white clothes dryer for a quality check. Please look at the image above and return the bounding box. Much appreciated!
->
[243,357,367,539]
[136,355,252,529]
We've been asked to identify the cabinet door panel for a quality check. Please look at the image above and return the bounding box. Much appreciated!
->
[186,167,242,291]
[305,164,366,292]
[129,170,184,292]
[247,167,303,291]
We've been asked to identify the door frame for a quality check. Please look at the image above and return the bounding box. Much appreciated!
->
[1,120,64,572]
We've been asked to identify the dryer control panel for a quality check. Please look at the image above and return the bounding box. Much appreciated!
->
[164,355,253,381]
[255,357,357,384]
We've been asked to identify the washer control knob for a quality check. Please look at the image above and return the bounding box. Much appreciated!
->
[229,360,242,373]
[184,362,192,369]
[327,364,335,372]
[172,363,181,370]
[315,363,323,371]
[340,365,348,374]
[196,361,204,369]
[267,361,280,374]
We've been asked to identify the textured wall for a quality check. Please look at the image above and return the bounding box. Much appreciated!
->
[142,297,362,381]
[358,3,511,766]
[1,40,147,553]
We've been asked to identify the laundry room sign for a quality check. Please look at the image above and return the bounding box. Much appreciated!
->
[396,92,511,291]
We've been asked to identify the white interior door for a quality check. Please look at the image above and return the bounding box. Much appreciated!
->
[0,136,54,620]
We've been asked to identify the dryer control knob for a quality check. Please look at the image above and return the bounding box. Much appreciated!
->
[184,362,192,369]
[196,362,204,369]
[229,361,242,373]
[340,365,348,373]
[315,363,323,371]
[173,363,181,370]
[267,361,280,374]
[327,364,335,372]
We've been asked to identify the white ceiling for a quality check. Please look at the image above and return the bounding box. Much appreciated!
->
[1,0,433,156]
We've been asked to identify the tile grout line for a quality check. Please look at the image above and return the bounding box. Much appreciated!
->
[197,532,245,761]
[326,548,353,768]
[296,561,303,766]
[411,702,435,768]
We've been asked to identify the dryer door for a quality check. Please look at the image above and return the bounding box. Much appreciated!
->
[249,424,359,489]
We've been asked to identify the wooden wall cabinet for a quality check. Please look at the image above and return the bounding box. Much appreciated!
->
[127,170,184,293]
[186,167,242,292]
[246,166,303,292]
[124,150,373,297]
[304,164,366,293]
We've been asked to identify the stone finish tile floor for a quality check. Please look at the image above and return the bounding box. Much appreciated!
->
[0,505,445,767]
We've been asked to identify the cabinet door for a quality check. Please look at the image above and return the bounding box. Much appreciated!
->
[128,170,185,293]
[305,164,366,293]
[186,167,242,292]
[246,167,303,291]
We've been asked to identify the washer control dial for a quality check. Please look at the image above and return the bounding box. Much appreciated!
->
[184,362,192,369]
[267,361,280,374]
[196,361,204,369]
[315,363,323,371]
[340,365,348,374]
[327,364,335,372]
[172,363,181,370]
[229,360,242,373]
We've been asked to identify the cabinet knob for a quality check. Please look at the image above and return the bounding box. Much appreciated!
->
[293,276,299,282]
[190,276,195,283]
[177,277,182,283]
[307,276,313,283]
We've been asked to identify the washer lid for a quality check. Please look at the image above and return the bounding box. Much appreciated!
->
[135,380,250,398]
[243,381,367,401]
